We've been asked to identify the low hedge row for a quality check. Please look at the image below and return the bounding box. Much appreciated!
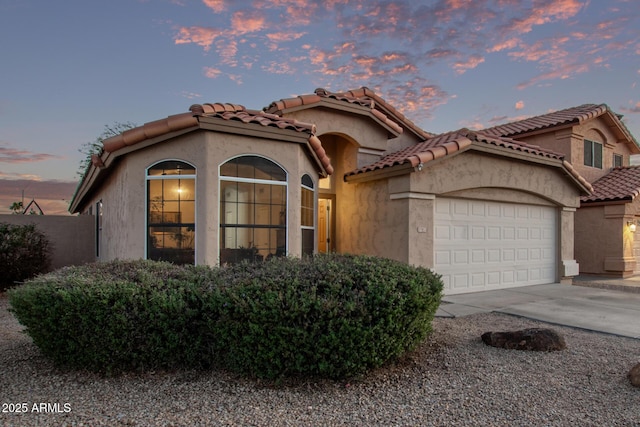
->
[9,254,443,379]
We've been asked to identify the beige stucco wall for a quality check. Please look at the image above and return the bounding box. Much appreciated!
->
[406,151,582,207]
[517,118,638,184]
[280,107,424,168]
[338,178,410,262]
[0,214,95,271]
[285,109,392,154]
[79,129,319,265]
[576,201,639,276]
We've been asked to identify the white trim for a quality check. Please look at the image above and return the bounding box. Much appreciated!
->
[562,207,577,212]
[301,173,316,256]
[390,192,436,200]
[219,176,287,186]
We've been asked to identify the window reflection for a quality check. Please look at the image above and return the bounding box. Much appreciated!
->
[220,156,287,264]
[147,161,196,265]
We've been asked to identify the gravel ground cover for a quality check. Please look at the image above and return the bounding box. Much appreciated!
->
[1,292,638,427]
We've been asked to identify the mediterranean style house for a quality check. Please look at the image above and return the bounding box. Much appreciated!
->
[69,87,639,294]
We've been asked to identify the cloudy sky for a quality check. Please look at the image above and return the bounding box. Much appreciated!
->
[1,0,639,214]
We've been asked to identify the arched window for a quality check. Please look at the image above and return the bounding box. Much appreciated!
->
[220,156,287,264]
[146,160,196,264]
[301,174,315,256]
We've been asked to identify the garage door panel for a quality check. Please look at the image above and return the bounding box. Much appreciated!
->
[435,198,557,295]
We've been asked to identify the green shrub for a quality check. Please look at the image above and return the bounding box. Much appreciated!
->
[8,260,221,374]
[9,255,443,379]
[211,254,443,379]
[0,222,51,290]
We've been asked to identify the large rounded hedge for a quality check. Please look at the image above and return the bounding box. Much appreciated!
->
[9,254,443,379]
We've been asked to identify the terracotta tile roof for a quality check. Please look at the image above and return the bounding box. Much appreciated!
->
[482,104,639,149]
[265,87,432,140]
[482,104,608,137]
[345,128,593,192]
[98,103,333,175]
[581,166,640,203]
[346,128,564,175]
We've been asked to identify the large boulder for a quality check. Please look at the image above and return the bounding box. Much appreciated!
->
[629,363,640,387]
[481,328,566,351]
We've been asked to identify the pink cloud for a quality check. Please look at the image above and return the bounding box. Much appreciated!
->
[503,0,584,34]
[620,102,640,114]
[174,26,222,51]
[516,61,590,89]
[266,31,306,43]
[231,11,266,34]
[453,55,485,74]
[488,37,521,53]
[202,0,226,13]
[515,100,525,110]
[180,91,202,99]
[0,145,60,164]
[203,67,222,78]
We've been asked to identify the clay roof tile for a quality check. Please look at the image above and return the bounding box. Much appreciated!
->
[581,166,640,203]
[345,128,566,178]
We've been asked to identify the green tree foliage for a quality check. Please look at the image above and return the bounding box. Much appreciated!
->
[0,223,51,290]
[9,201,23,214]
[77,121,136,178]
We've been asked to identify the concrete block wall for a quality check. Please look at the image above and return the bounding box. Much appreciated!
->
[0,214,95,272]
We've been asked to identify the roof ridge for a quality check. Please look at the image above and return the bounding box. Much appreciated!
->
[317,87,433,140]
[483,103,609,136]
[265,87,436,139]
[190,103,246,115]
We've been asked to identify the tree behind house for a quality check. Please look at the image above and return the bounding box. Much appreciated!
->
[77,122,136,178]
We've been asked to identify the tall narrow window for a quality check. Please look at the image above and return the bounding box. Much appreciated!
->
[301,174,315,256]
[147,160,196,265]
[220,156,287,264]
[584,140,603,169]
[96,200,102,258]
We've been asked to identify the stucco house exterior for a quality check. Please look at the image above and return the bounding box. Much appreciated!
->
[70,88,595,295]
[483,105,640,277]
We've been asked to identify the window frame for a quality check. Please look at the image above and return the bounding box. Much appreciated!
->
[301,174,315,256]
[145,159,197,265]
[219,155,288,264]
[584,139,603,169]
[613,153,623,168]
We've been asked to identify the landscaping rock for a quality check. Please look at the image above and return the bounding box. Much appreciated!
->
[481,328,566,351]
[629,363,640,387]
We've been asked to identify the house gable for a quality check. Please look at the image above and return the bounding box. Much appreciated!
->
[70,104,333,214]
[482,104,640,184]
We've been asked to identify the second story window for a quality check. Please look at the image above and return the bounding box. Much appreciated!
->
[614,153,623,168]
[584,140,603,169]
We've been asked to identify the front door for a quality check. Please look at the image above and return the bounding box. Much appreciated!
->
[318,197,334,253]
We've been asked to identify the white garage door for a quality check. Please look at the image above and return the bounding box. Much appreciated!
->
[434,198,557,295]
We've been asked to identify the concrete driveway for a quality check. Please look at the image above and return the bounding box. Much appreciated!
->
[436,283,640,339]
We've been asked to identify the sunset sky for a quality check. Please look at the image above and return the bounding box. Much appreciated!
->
[1,0,639,214]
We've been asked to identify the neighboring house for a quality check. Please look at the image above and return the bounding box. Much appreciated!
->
[483,105,640,277]
[70,88,594,295]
